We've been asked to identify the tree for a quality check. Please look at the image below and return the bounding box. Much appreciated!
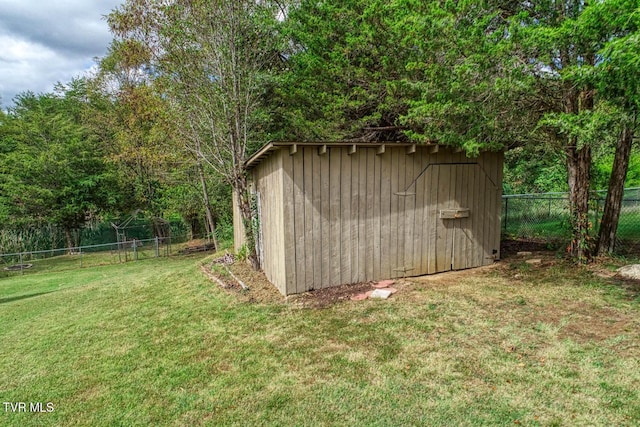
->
[0,81,113,248]
[280,0,426,141]
[88,79,176,223]
[107,0,283,268]
[394,1,638,260]
[590,1,640,254]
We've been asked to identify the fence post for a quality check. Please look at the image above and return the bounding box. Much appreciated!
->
[19,252,24,275]
[133,240,138,261]
[79,247,83,268]
[155,236,159,258]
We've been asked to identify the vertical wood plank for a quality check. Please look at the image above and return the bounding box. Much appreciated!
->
[380,150,391,279]
[281,149,296,294]
[365,149,375,281]
[303,147,315,289]
[469,163,480,268]
[373,151,383,280]
[358,150,368,282]
[329,147,342,286]
[397,149,407,276]
[427,152,439,274]
[270,156,276,282]
[258,157,269,282]
[414,147,427,276]
[292,150,306,293]
[460,162,471,270]
[445,163,457,271]
[350,152,360,284]
[340,147,352,284]
[404,150,416,276]
[312,148,323,289]
[453,163,466,270]
[420,147,433,274]
[389,148,399,278]
[274,152,286,291]
[435,164,450,272]
[320,145,331,288]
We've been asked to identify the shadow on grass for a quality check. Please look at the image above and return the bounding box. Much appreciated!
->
[0,291,56,305]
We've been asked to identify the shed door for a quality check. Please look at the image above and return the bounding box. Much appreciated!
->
[406,163,497,275]
[432,164,474,273]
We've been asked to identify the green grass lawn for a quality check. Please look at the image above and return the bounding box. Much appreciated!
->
[1,252,639,426]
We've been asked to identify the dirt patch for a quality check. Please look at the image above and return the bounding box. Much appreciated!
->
[202,261,284,305]
[501,239,558,257]
[227,262,285,304]
[287,281,393,309]
[522,301,636,344]
[201,262,411,308]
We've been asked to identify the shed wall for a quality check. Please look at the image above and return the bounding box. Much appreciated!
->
[238,144,503,295]
[253,152,287,294]
[261,145,503,295]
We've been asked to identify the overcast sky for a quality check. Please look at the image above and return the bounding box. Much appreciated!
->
[0,0,123,108]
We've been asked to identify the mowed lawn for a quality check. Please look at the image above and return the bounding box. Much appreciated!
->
[1,253,639,426]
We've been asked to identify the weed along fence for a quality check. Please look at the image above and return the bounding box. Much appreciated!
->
[0,237,175,278]
[502,187,640,254]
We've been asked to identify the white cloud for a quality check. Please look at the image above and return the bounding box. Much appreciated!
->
[0,0,122,107]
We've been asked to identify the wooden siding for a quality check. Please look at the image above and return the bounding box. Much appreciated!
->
[253,153,287,294]
[256,145,504,295]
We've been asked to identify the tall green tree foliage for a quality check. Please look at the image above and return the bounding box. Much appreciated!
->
[107,0,283,268]
[402,0,637,260]
[282,1,538,149]
[87,73,225,242]
[283,0,637,260]
[399,1,539,154]
[504,0,640,259]
[583,0,640,254]
[0,81,112,248]
[281,0,423,141]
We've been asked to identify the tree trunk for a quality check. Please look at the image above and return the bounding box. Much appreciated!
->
[563,68,595,262]
[566,142,592,261]
[64,228,74,251]
[235,174,260,270]
[197,160,219,250]
[64,227,79,253]
[597,123,634,255]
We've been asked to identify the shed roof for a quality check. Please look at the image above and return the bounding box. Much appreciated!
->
[245,141,428,171]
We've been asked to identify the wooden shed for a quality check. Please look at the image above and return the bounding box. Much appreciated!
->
[234,142,503,295]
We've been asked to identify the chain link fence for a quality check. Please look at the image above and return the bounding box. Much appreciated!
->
[0,237,181,278]
[502,187,640,254]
